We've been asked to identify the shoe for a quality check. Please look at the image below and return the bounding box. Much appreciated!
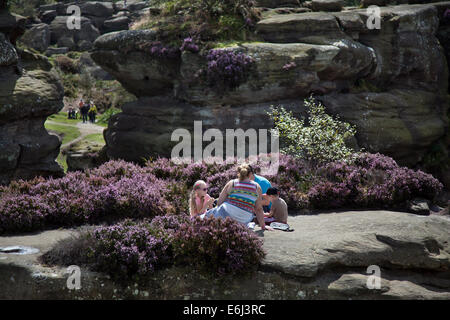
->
[270,222,291,231]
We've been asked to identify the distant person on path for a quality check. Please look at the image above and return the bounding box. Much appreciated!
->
[189,180,215,217]
[88,101,97,123]
[263,187,288,225]
[80,100,90,123]
[68,108,74,119]
[202,164,274,231]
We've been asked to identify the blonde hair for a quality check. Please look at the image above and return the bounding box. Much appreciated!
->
[189,180,207,215]
[237,164,253,181]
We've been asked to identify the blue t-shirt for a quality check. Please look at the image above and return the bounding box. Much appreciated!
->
[254,175,272,210]
[254,175,271,194]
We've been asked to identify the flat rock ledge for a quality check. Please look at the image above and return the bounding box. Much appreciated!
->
[0,210,449,299]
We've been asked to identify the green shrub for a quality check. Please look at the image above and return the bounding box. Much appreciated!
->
[53,55,79,74]
[268,97,357,165]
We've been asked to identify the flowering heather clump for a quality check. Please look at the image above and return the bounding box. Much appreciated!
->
[180,37,199,53]
[0,194,48,233]
[111,173,174,217]
[137,41,180,59]
[206,49,254,89]
[308,153,443,209]
[206,168,237,198]
[282,61,297,71]
[89,219,171,282]
[0,153,444,235]
[149,214,190,243]
[88,160,145,181]
[0,161,173,235]
[172,216,265,275]
[353,152,399,171]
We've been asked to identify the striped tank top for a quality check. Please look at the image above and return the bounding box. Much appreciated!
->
[225,179,258,214]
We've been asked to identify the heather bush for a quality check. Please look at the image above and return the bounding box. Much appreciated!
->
[206,49,254,89]
[41,215,264,282]
[0,194,48,234]
[0,152,444,235]
[308,153,443,209]
[89,219,171,282]
[137,41,180,59]
[180,37,199,53]
[0,161,172,234]
[172,216,265,275]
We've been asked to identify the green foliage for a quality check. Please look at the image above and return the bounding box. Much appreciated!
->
[268,97,358,165]
[54,55,79,74]
[7,0,55,16]
[97,107,121,126]
[59,72,80,99]
[133,0,260,45]
[44,122,81,145]
[79,69,94,98]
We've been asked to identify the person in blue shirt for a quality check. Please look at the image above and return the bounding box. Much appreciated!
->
[248,165,272,212]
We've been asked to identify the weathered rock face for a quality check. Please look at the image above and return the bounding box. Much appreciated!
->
[1,211,449,299]
[91,2,450,176]
[18,23,50,53]
[0,9,64,185]
[15,0,153,54]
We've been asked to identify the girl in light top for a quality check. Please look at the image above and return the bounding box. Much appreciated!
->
[189,180,215,217]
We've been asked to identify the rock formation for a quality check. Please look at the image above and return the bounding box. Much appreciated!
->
[18,1,151,54]
[1,210,449,299]
[91,1,450,181]
[0,7,64,185]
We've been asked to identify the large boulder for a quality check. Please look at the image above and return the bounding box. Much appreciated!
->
[78,52,113,80]
[256,0,302,7]
[103,16,131,33]
[78,1,115,17]
[0,22,64,185]
[311,0,344,12]
[0,11,26,45]
[20,23,51,53]
[49,16,100,46]
[176,41,375,105]
[256,12,347,43]
[92,30,180,97]
[39,10,57,24]
[317,89,447,166]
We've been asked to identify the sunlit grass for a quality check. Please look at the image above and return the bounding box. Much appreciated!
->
[45,123,81,145]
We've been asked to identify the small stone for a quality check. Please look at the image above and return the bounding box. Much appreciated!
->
[297,290,306,299]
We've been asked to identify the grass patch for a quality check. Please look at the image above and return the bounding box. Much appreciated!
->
[47,112,81,125]
[84,133,106,145]
[57,153,68,173]
[45,122,81,145]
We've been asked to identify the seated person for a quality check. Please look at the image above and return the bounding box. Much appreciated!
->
[189,180,215,217]
[248,165,272,211]
[264,187,288,225]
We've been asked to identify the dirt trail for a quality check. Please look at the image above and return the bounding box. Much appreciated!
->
[46,120,105,149]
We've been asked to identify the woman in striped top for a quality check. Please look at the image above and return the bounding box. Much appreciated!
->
[203,164,274,231]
